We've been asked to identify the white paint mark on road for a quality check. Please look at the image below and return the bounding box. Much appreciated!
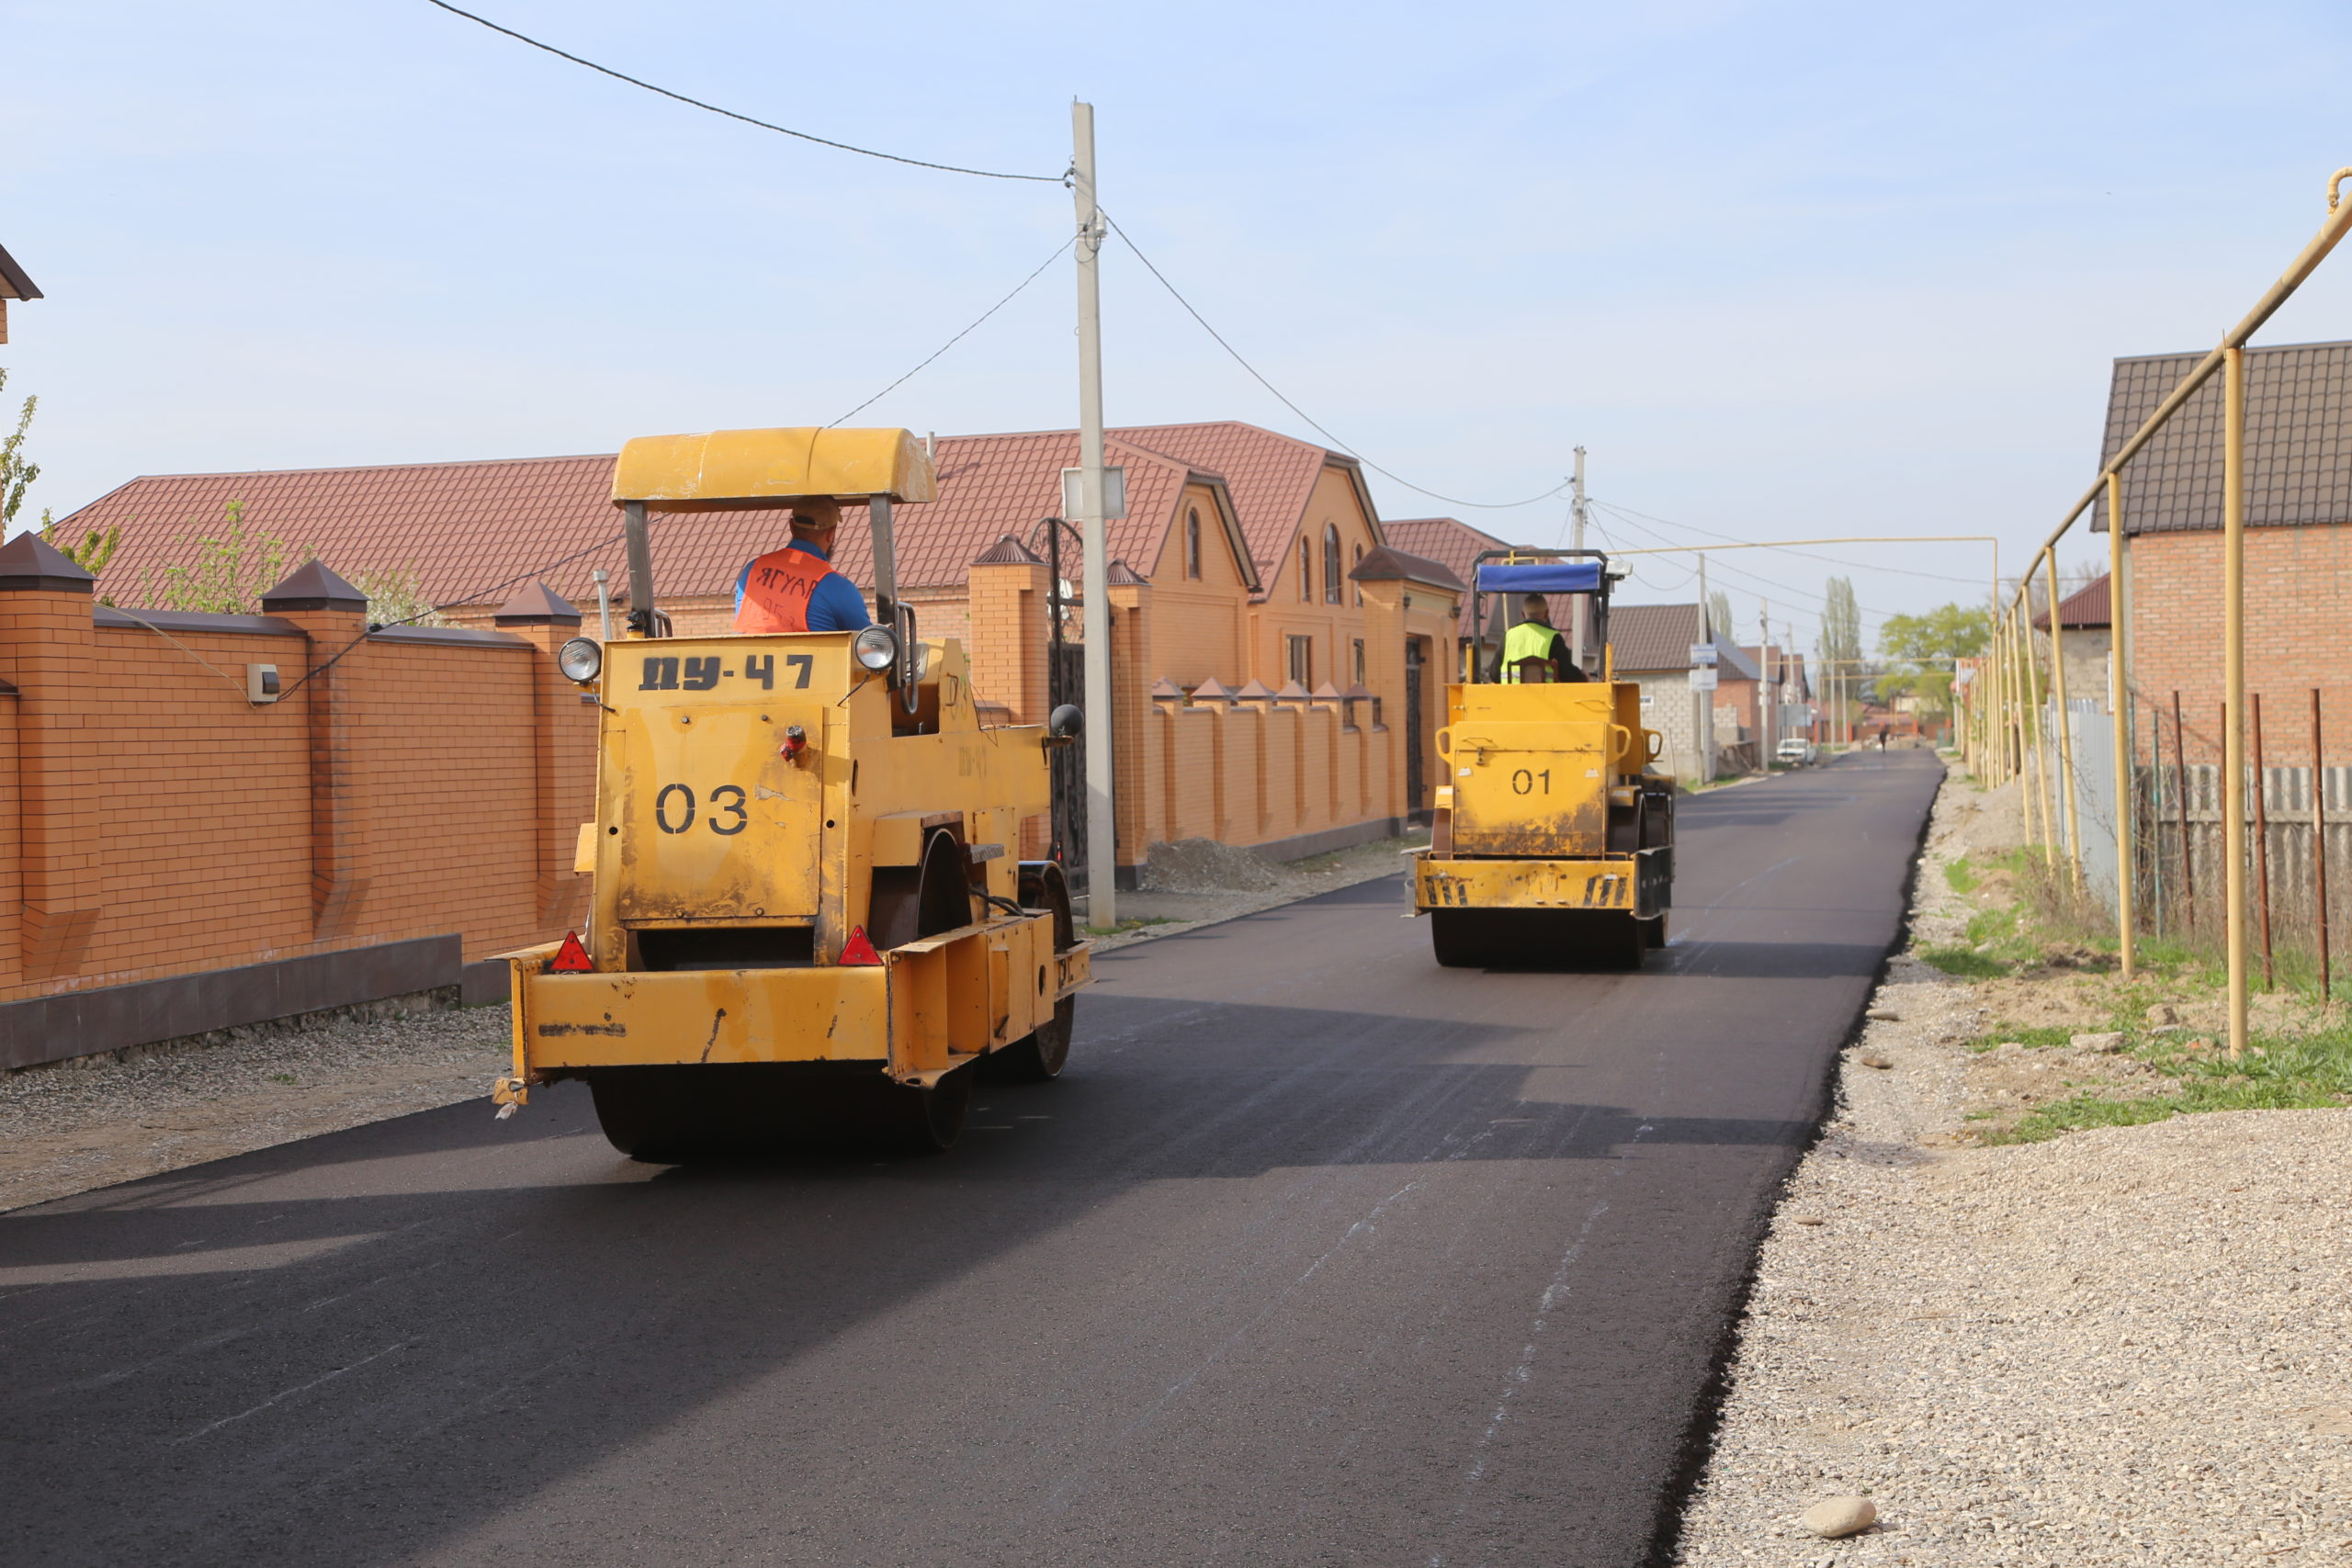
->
[175,1337,417,1443]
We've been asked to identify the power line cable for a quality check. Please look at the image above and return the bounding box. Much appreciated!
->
[1590,497,1986,586]
[1099,210,1572,513]
[829,236,1076,427]
[421,0,1063,184]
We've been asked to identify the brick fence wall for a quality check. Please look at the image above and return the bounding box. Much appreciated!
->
[0,539,594,1066]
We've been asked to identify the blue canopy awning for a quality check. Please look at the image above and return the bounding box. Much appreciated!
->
[1475,560,1603,594]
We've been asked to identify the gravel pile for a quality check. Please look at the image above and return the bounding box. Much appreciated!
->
[0,1004,508,1213]
[1671,762,2352,1566]
[1139,837,1307,893]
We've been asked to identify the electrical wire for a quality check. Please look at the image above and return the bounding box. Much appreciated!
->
[1099,210,1572,513]
[829,236,1076,427]
[275,513,673,700]
[421,0,1063,184]
[1590,497,1988,586]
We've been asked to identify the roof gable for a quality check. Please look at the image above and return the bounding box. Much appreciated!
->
[1115,422,1368,576]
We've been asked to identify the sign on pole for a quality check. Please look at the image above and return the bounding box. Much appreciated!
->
[1689,667,1719,693]
[1689,643,1718,666]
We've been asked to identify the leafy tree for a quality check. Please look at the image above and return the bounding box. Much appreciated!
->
[1,367,40,535]
[1876,602,1991,717]
[141,501,307,615]
[1706,589,1733,640]
[348,564,444,627]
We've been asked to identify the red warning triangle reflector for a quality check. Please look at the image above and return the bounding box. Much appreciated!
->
[549,931,594,973]
[839,926,883,966]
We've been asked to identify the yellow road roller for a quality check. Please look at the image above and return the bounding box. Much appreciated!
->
[492,426,1091,1157]
[1412,548,1676,968]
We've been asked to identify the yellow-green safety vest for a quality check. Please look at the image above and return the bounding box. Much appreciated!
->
[1501,620,1560,682]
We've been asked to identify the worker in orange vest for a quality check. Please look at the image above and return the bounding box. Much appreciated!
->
[732,499,874,634]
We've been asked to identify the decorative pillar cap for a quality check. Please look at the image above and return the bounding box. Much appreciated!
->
[0,532,96,594]
[260,559,367,614]
[492,581,582,626]
[971,535,1045,567]
[1232,679,1274,704]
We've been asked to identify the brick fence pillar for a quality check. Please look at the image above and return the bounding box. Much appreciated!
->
[967,536,1049,723]
[493,582,594,931]
[0,535,100,981]
[260,561,371,941]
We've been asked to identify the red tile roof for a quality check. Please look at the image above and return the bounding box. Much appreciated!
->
[1116,422,1364,578]
[53,426,1294,611]
[2031,573,2111,629]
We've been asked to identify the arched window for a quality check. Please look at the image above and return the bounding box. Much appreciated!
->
[1351,542,1364,606]
[1185,508,1202,579]
[1298,536,1312,601]
[1323,525,1341,604]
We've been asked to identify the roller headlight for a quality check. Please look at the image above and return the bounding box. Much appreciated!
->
[853,626,898,671]
[557,637,603,683]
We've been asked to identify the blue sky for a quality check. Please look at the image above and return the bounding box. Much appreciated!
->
[5,0,2348,651]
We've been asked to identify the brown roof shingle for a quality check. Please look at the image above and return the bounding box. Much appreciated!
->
[1611,603,1758,678]
[53,426,1275,610]
[2032,573,2111,629]
[2094,339,2352,535]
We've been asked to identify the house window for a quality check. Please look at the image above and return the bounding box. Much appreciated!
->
[1298,537,1312,600]
[1185,508,1202,580]
[1323,525,1342,604]
[1352,542,1364,605]
[1287,635,1313,687]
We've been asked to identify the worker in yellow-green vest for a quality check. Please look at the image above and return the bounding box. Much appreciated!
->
[1500,594,1587,682]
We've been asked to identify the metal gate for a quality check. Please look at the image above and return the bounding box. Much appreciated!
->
[1404,639,1427,813]
[1049,641,1088,879]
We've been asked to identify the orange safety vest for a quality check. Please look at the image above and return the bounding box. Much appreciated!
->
[733,547,842,634]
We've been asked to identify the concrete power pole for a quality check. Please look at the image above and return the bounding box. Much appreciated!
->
[1568,446,1588,673]
[1072,100,1114,926]
[1758,602,1773,772]
[1696,553,1713,783]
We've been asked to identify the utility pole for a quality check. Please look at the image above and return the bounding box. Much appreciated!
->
[1568,446,1588,673]
[1071,100,1114,928]
[1758,601,1773,773]
[1696,553,1714,783]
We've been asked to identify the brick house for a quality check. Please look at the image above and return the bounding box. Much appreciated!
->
[58,421,1464,878]
[2032,574,2112,714]
[1609,602,1757,782]
[2096,338,2352,763]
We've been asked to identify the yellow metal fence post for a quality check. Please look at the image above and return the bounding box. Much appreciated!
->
[2224,345,2250,1060]
[2046,549,2085,894]
[2109,471,2136,976]
[2021,564,2057,868]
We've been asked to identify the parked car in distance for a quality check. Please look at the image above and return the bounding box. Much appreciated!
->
[1775,737,1817,766]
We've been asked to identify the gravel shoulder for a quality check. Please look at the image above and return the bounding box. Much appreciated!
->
[1671,760,2352,1566]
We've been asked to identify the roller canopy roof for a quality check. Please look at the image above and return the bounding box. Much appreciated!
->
[1475,560,1604,593]
[612,426,939,510]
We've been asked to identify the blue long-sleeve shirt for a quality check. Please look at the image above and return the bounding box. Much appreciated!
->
[732,541,873,632]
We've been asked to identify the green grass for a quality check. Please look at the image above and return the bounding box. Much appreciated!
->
[1919,943,2007,978]
[1980,1017,2352,1143]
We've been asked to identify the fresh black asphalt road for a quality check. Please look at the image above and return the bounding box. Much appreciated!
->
[4,751,1941,1567]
